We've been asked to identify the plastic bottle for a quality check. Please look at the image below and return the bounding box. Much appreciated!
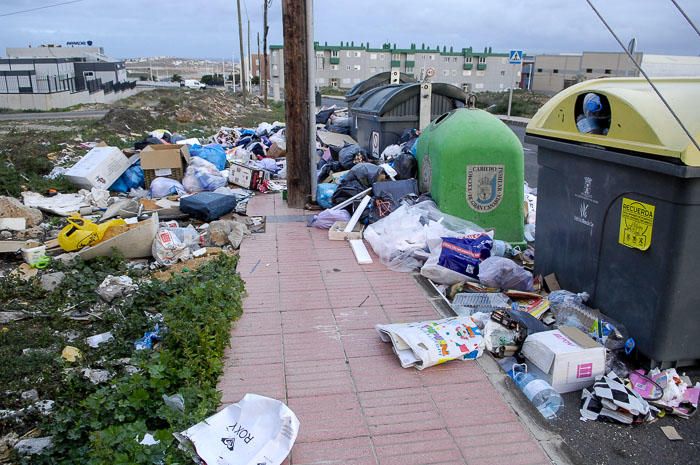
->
[512,364,563,419]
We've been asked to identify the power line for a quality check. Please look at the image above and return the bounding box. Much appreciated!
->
[0,0,84,18]
[584,0,700,153]
[670,0,700,39]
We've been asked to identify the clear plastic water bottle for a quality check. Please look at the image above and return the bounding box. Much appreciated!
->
[512,364,563,419]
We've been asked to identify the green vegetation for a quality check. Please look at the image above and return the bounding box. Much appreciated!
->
[319,86,346,97]
[1,253,244,464]
[474,90,550,118]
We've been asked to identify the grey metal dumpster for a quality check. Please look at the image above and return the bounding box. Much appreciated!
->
[350,83,466,157]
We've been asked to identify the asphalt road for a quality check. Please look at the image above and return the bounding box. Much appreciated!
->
[0,109,108,121]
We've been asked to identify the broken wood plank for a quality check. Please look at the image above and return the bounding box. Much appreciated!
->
[344,195,371,233]
[349,239,373,264]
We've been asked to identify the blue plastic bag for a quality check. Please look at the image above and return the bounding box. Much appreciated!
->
[135,324,161,351]
[110,162,145,193]
[316,183,337,209]
[189,144,227,170]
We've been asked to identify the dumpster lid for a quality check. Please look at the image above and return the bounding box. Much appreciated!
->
[345,71,417,100]
[351,83,466,115]
[526,77,700,166]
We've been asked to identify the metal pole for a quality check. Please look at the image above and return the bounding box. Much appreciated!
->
[670,0,700,39]
[507,64,514,117]
[247,19,252,94]
[585,0,700,152]
[307,0,317,202]
[236,0,247,100]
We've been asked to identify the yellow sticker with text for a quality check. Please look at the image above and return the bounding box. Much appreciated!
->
[619,198,655,251]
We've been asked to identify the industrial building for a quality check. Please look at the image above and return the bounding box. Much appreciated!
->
[269,42,528,99]
[0,44,137,111]
[531,51,700,94]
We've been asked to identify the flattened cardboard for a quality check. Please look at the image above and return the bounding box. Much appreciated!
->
[79,213,158,260]
[317,131,357,148]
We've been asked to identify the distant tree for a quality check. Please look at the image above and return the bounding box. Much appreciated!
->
[139,76,147,81]
[201,74,224,86]
[251,75,260,86]
[171,73,183,82]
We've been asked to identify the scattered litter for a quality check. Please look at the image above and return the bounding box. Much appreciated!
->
[14,436,53,455]
[660,425,683,441]
[163,393,185,412]
[478,256,534,291]
[139,433,160,446]
[512,363,564,419]
[175,393,299,465]
[85,331,114,348]
[135,324,161,350]
[152,224,201,266]
[580,371,652,424]
[20,389,39,401]
[40,271,66,292]
[96,275,137,303]
[0,217,26,231]
[82,368,113,384]
[376,317,484,369]
[61,346,82,362]
[0,311,28,324]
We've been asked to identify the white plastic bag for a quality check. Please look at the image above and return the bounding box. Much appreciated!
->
[176,394,299,465]
[182,157,227,193]
[478,256,534,291]
[365,200,483,273]
[152,225,200,266]
[149,177,186,198]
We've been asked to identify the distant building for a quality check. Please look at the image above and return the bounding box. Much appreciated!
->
[269,42,528,100]
[250,53,270,81]
[531,51,700,94]
[0,44,136,111]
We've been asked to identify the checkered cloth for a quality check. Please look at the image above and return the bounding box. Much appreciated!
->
[580,371,653,424]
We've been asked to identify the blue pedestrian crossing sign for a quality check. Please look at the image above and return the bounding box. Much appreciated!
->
[509,50,523,64]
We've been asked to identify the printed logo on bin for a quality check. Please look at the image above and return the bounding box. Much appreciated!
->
[466,165,504,212]
[576,362,593,379]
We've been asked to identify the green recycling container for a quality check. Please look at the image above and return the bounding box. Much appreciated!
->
[416,108,525,245]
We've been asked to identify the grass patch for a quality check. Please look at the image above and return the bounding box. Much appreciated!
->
[1,253,244,464]
[474,90,550,118]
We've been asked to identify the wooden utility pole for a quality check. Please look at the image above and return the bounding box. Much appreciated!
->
[263,0,271,104]
[236,0,246,99]
[282,0,312,207]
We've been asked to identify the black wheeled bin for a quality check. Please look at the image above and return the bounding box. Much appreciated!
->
[350,83,466,157]
[525,77,700,366]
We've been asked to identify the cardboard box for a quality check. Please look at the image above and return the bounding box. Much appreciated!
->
[520,326,606,393]
[65,146,130,189]
[267,142,286,158]
[229,162,267,190]
[140,145,191,188]
[328,221,364,241]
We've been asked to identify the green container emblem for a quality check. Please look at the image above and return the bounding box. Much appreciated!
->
[466,165,505,212]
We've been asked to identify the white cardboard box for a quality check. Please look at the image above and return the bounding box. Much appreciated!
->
[520,326,606,394]
[65,146,130,189]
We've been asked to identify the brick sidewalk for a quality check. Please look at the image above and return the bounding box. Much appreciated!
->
[219,194,552,465]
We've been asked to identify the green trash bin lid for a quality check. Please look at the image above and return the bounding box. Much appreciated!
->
[526,77,700,166]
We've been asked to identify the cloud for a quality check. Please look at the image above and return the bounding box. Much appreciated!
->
[0,0,697,58]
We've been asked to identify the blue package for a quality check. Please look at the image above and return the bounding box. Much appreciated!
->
[437,234,493,278]
[180,192,237,221]
[110,162,145,193]
[189,144,227,170]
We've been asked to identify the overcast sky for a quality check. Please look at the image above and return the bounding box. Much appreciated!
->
[1,0,699,59]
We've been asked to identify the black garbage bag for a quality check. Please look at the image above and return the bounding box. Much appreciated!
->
[367,179,419,223]
[326,123,352,135]
[339,143,367,170]
[393,153,418,180]
[316,108,336,125]
[317,161,344,184]
[331,163,386,222]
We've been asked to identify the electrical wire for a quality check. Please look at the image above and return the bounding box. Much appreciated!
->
[585,0,700,153]
[0,0,84,18]
[670,0,700,39]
